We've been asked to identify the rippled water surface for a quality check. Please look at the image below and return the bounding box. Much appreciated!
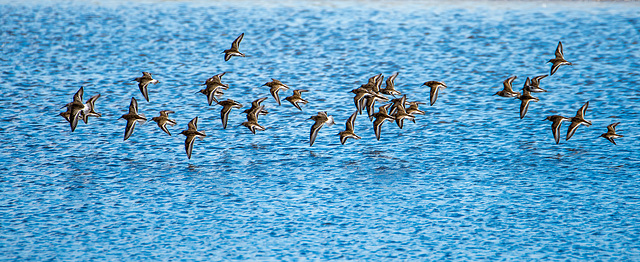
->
[2,0,640,260]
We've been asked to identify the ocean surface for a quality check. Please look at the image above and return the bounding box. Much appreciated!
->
[1,0,640,260]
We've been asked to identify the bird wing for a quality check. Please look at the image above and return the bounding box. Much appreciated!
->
[129,97,139,114]
[184,135,195,159]
[124,119,137,141]
[429,86,439,106]
[231,33,244,50]
[555,41,564,59]
[519,99,531,119]
[576,101,589,119]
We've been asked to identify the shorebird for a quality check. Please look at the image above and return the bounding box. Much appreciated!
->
[308,111,335,146]
[529,74,548,92]
[405,101,426,116]
[600,122,623,145]
[217,99,243,129]
[198,82,225,106]
[544,115,572,144]
[120,97,147,141]
[60,86,86,132]
[371,104,395,141]
[364,92,390,119]
[548,41,572,76]
[494,76,520,98]
[180,117,206,159]
[133,72,159,102]
[203,72,229,90]
[223,33,245,61]
[284,89,309,111]
[241,105,266,134]
[380,72,401,97]
[264,78,290,105]
[523,77,547,93]
[351,87,371,115]
[242,97,269,117]
[338,111,361,145]
[81,94,102,124]
[566,101,592,141]
[151,110,177,136]
[517,86,539,119]
[360,73,382,93]
[393,104,415,129]
[423,81,447,106]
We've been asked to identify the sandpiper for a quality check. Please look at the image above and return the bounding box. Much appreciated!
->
[82,94,102,124]
[544,115,572,144]
[120,97,147,141]
[566,101,592,141]
[338,111,361,145]
[548,41,572,76]
[284,89,309,111]
[405,101,426,116]
[61,86,86,132]
[530,74,548,92]
[223,33,245,61]
[264,78,290,105]
[600,122,623,145]
[217,99,243,129]
[308,111,335,146]
[371,104,395,141]
[242,97,269,116]
[360,73,382,92]
[204,72,229,90]
[151,110,177,136]
[380,72,401,97]
[180,117,206,159]
[423,81,447,106]
[523,77,547,93]
[198,82,225,106]
[134,72,159,102]
[351,87,371,115]
[494,76,520,98]
[392,100,415,129]
[241,105,266,134]
[517,86,539,119]
[364,92,390,119]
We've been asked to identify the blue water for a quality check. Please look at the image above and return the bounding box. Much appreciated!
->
[1,0,640,260]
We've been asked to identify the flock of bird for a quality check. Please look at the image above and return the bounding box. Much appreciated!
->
[59,34,624,159]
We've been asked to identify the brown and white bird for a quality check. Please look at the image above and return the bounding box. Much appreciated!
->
[120,97,147,141]
[264,78,290,105]
[284,89,309,111]
[493,76,520,98]
[338,111,361,145]
[548,41,572,76]
[600,122,623,145]
[391,96,415,129]
[423,81,447,106]
[242,97,269,117]
[566,101,592,141]
[308,111,335,146]
[371,104,395,141]
[81,94,102,124]
[517,86,539,119]
[223,33,245,61]
[217,99,243,129]
[380,72,401,97]
[133,72,159,102]
[151,110,177,136]
[60,86,86,132]
[544,115,572,144]
[180,117,206,159]
[241,105,266,135]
